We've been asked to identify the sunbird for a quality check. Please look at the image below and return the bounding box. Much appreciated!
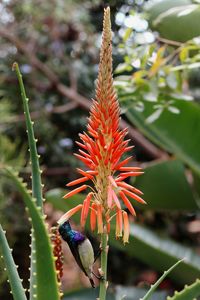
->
[58,220,95,288]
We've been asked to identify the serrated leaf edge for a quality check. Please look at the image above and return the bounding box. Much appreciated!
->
[3,167,61,300]
[167,278,200,300]
[0,225,27,300]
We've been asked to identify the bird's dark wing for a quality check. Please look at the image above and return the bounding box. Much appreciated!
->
[67,239,88,276]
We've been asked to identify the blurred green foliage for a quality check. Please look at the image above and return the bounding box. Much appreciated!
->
[147,0,200,42]
[115,1,200,122]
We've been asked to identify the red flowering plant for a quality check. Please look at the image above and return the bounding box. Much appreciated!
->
[58,7,145,299]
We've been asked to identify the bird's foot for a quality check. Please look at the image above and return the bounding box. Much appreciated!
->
[92,270,105,281]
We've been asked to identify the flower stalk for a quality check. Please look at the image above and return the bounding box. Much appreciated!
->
[58,6,145,299]
[99,231,108,300]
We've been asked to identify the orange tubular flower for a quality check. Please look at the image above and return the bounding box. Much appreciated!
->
[59,7,145,243]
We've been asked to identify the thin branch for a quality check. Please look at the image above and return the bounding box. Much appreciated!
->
[2,102,78,123]
[156,36,183,47]
[68,61,78,91]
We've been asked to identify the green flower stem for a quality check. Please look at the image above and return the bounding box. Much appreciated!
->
[99,231,108,300]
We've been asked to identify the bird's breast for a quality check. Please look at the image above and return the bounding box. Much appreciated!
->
[78,239,94,275]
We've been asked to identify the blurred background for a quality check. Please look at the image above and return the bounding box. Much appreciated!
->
[0,0,200,299]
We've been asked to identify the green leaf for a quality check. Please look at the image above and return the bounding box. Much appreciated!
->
[13,63,44,300]
[147,2,200,42]
[193,173,200,206]
[4,167,60,300]
[146,0,192,26]
[179,47,189,63]
[167,279,200,300]
[124,100,200,176]
[153,5,200,42]
[109,223,200,285]
[13,63,43,206]
[134,160,198,210]
[146,108,164,124]
[123,28,133,42]
[141,259,183,300]
[0,225,27,300]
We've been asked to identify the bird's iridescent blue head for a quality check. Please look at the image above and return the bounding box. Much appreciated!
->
[58,220,71,237]
[58,219,85,244]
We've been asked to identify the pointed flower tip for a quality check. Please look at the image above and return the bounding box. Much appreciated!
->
[101,6,112,54]
[61,7,145,242]
[104,6,110,18]
[57,204,83,225]
[63,185,87,199]
[105,6,110,12]
[103,6,111,31]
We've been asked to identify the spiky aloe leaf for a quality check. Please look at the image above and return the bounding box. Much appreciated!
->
[0,225,27,300]
[167,279,200,300]
[140,259,184,300]
[13,62,43,299]
[4,167,60,300]
[13,62,43,207]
